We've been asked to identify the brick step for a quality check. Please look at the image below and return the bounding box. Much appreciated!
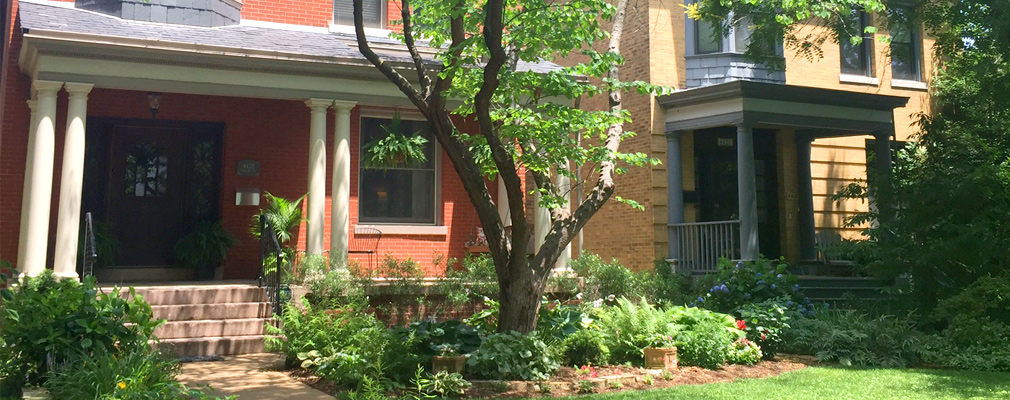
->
[796,276,892,288]
[158,335,265,357]
[155,318,274,339]
[152,302,273,321]
[114,285,267,306]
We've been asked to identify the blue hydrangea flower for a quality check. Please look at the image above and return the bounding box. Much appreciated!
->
[776,274,783,278]
[744,293,751,299]
[757,280,765,285]
[756,272,762,278]
[698,297,705,303]
[770,284,777,289]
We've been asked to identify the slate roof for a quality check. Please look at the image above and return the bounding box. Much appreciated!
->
[18,0,561,73]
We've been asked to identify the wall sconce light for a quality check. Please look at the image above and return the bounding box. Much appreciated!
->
[147,92,162,118]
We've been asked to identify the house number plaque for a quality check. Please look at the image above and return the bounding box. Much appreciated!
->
[237,159,260,177]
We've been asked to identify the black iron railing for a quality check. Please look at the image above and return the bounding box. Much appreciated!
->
[258,214,284,316]
[81,212,98,278]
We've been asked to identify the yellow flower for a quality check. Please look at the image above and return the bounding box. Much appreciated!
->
[118,381,126,390]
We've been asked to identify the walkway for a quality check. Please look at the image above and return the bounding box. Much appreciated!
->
[178,353,333,399]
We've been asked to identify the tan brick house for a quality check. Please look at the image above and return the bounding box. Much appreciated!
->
[577,1,932,272]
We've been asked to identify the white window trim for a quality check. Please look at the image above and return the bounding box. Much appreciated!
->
[355,224,448,236]
[356,110,443,227]
[890,79,928,91]
[839,73,880,86]
[329,23,393,38]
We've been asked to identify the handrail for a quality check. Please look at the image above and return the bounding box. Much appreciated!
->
[668,220,741,273]
[81,212,98,278]
[258,214,284,316]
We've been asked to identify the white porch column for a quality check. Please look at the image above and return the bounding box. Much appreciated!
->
[305,99,330,256]
[737,124,760,260]
[330,100,356,265]
[553,168,572,271]
[497,178,511,227]
[52,83,94,280]
[534,191,550,251]
[666,131,685,261]
[16,98,39,273]
[20,80,63,277]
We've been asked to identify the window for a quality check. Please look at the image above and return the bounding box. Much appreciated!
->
[733,20,751,53]
[840,10,874,76]
[359,116,437,224]
[888,7,922,81]
[696,18,722,54]
[334,0,385,29]
[125,143,168,197]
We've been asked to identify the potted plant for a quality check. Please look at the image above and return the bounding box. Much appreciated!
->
[643,334,678,370]
[174,221,238,280]
[362,112,429,170]
[431,345,467,374]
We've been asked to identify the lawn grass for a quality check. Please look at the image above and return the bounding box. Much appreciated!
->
[553,367,1010,400]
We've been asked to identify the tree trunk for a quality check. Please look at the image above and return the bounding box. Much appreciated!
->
[496,256,548,332]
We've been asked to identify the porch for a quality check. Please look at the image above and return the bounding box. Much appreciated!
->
[659,80,909,274]
[8,1,522,282]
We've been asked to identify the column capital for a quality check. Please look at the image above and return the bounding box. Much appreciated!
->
[305,98,332,110]
[26,99,37,111]
[735,122,753,131]
[64,83,94,98]
[32,80,63,94]
[332,100,357,111]
[665,130,683,141]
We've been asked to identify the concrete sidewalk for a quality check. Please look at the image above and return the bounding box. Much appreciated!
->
[178,353,333,399]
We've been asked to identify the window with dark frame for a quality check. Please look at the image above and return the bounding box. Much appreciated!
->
[696,18,722,54]
[358,116,437,225]
[334,0,385,29]
[840,9,874,77]
[888,7,922,81]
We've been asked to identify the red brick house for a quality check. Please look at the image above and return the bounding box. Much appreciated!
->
[0,0,528,282]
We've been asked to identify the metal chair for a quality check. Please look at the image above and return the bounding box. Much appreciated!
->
[349,227,382,269]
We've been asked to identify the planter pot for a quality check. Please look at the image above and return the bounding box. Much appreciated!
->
[195,264,218,281]
[432,355,467,374]
[643,347,678,370]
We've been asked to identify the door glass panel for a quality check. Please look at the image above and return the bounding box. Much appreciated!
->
[125,143,168,197]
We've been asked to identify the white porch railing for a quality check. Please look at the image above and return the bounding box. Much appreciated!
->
[668,220,741,273]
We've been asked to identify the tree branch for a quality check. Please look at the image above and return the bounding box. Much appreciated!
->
[399,0,432,98]
[353,0,426,113]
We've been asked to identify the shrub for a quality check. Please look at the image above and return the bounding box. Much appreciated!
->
[919,316,1010,372]
[783,308,921,367]
[734,297,794,358]
[560,329,610,367]
[595,298,679,365]
[535,300,591,344]
[44,343,229,400]
[653,259,691,305]
[437,254,498,306]
[668,306,741,369]
[727,338,763,365]
[394,319,482,358]
[570,252,654,303]
[466,332,560,381]
[265,301,389,386]
[0,271,162,392]
[933,274,1010,324]
[695,258,812,314]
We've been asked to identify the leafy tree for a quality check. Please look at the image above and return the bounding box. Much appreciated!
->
[351,0,663,332]
[692,0,1010,314]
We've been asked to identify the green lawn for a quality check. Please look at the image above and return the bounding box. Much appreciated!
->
[554,367,1010,400]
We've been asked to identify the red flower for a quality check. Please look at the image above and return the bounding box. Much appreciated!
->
[760,333,767,341]
[736,320,747,330]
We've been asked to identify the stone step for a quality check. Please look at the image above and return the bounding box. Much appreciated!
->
[115,285,267,306]
[152,302,273,321]
[159,335,265,357]
[155,318,273,339]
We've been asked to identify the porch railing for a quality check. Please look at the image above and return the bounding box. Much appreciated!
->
[258,215,284,316]
[81,212,98,278]
[668,220,741,273]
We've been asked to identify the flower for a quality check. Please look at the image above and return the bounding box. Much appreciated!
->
[744,293,751,299]
[697,296,705,303]
[760,333,767,340]
[593,299,604,308]
[736,319,747,330]
[770,284,777,289]
[607,294,617,302]
[576,292,584,300]
[757,280,765,285]
[118,381,126,390]
[776,274,783,278]
[756,272,762,277]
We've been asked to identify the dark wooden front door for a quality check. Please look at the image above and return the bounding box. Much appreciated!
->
[107,126,188,266]
[83,119,224,269]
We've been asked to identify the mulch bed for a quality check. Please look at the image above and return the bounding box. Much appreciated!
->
[290,355,818,398]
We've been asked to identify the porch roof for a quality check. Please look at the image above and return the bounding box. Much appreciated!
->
[17,0,560,103]
[658,80,910,135]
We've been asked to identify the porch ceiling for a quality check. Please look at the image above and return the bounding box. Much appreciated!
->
[659,80,910,135]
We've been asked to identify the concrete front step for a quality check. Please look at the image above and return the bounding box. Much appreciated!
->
[155,318,273,339]
[159,335,266,357]
[115,285,268,306]
[152,302,273,321]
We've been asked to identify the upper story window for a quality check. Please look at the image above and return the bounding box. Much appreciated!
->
[334,0,385,29]
[358,116,437,225]
[840,10,874,77]
[888,7,923,81]
[696,18,723,54]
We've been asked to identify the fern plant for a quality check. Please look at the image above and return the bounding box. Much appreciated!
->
[250,192,305,245]
[362,112,429,170]
[596,298,679,365]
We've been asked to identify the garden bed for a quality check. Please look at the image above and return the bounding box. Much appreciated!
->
[289,355,815,398]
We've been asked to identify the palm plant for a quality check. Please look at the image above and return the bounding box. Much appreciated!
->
[250,192,305,245]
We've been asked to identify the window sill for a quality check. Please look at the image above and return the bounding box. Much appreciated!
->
[890,79,928,91]
[329,23,393,38]
[839,74,879,86]
[355,224,447,236]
